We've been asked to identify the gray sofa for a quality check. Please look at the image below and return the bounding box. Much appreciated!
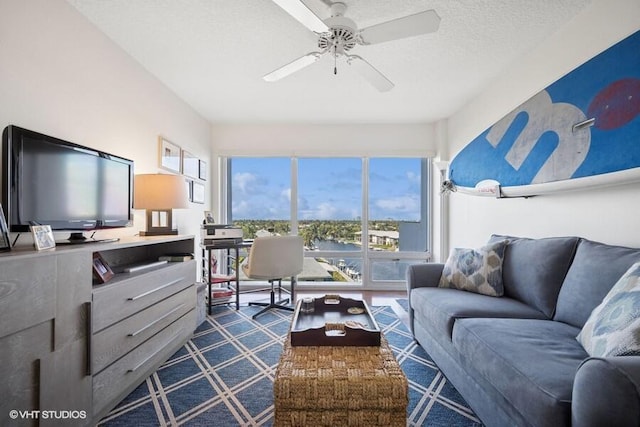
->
[406,235,640,427]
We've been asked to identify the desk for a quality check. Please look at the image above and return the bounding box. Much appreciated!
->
[202,239,299,314]
[201,240,252,312]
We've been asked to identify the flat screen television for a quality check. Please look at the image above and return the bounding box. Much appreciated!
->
[1,125,134,243]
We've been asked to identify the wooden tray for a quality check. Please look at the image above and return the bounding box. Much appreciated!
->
[290,295,381,346]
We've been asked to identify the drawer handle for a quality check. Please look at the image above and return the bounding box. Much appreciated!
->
[85,301,92,376]
[127,331,181,373]
[128,304,186,337]
[127,278,182,301]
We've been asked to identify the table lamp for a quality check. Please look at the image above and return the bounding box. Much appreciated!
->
[134,174,189,236]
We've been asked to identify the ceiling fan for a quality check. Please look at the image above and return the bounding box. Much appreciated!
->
[264,0,441,92]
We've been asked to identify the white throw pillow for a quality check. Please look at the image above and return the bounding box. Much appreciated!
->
[577,261,640,357]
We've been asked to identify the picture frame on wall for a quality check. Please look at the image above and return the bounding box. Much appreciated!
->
[92,252,114,283]
[185,178,192,202]
[159,137,181,173]
[198,160,207,181]
[182,150,199,179]
[30,225,55,251]
[0,204,11,251]
[191,181,205,204]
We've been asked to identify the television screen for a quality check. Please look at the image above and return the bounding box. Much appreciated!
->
[2,126,133,238]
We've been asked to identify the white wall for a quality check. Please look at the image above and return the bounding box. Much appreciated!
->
[0,0,211,246]
[212,124,435,157]
[445,0,640,251]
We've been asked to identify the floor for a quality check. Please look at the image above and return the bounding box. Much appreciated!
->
[100,292,483,427]
[235,288,410,326]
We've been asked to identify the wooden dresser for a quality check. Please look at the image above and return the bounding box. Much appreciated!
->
[0,235,197,426]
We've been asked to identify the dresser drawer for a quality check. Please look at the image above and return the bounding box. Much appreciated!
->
[92,284,194,374]
[92,261,195,332]
[92,308,195,417]
[0,256,56,339]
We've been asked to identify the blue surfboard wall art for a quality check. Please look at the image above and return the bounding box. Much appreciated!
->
[448,29,640,197]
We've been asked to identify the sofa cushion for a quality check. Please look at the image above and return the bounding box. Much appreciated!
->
[578,261,640,356]
[410,287,547,341]
[438,240,508,296]
[489,234,579,317]
[453,318,587,427]
[555,239,640,328]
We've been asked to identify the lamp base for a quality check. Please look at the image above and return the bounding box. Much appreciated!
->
[140,229,178,236]
[141,209,178,236]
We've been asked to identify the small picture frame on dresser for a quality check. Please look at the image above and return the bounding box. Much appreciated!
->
[30,224,55,251]
[0,204,11,251]
[92,252,114,284]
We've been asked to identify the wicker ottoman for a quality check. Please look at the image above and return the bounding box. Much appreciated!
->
[273,334,408,426]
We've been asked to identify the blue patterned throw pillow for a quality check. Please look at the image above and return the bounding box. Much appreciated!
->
[578,261,640,357]
[438,240,508,297]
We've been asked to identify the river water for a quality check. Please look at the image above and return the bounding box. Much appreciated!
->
[311,239,362,280]
[311,239,411,282]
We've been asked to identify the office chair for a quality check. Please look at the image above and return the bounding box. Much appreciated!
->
[242,235,304,319]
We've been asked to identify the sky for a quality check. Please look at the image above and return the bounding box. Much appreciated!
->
[231,157,422,221]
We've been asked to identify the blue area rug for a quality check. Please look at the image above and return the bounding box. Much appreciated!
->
[397,297,410,312]
[99,305,481,426]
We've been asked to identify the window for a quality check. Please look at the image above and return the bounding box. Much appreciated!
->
[297,158,363,283]
[226,156,430,289]
[366,158,429,285]
[230,157,291,235]
[368,158,425,251]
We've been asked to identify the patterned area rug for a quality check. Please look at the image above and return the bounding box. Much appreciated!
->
[99,305,482,426]
[397,297,410,312]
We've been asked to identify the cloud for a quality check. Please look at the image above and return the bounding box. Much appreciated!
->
[299,201,360,220]
[233,196,289,220]
[372,195,420,220]
[231,199,251,217]
[299,203,336,220]
[280,188,291,201]
[315,202,338,220]
[233,172,267,195]
[406,171,421,184]
[332,167,362,190]
[297,195,309,210]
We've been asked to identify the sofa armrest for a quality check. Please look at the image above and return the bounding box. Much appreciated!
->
[572,356,640,427]
[405,263,444,335]
[406,263,444,291]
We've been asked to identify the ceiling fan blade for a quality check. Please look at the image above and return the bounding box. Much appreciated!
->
[271,0,329,33]
[347,55,394,92]
[263,52,323,82]
[359,10,440,45]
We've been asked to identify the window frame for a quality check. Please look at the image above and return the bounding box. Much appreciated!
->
[221,155,432,290]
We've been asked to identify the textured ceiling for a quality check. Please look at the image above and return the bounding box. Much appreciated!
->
[67,0,592,124]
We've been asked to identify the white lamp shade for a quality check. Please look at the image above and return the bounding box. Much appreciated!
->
[134,174,189,210]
